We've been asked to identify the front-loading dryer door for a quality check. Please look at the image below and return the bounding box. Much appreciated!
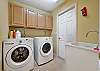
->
[40,42,53,57]
[6,45,32,69]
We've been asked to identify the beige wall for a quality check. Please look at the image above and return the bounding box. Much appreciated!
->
[77,0,99,44]
[51,9,58,54]
[99,0,100,47]
[9,27,52,38]
[0,0,8,71]
[58,0,75,12]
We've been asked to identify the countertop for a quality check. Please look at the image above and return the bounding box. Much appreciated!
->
[65,42,99,54]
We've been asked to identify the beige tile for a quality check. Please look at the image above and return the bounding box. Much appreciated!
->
[33,56,67,71]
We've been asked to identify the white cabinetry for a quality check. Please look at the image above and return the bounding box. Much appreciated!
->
[65,45,99,71]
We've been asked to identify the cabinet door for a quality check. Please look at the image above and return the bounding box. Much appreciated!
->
[8,3,12,26]
[46,16,53,29]
[37,13,45,28]
[13,5,25,26]
[66,46,98,71]
[27,10,37,28]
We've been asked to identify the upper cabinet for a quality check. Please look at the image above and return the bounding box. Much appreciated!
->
[46,16,53,29]
[26,10,38,28]
[37,13,46,29]
[8,3,53,30]
[9,4,25,27]
[13,5,25,26]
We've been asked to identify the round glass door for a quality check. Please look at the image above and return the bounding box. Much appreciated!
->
[6,45,32,69]
[11,47,29,63]
[40,42,52,56]
[42,43,51,53]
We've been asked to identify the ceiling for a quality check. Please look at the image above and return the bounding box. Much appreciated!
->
[16,0,65,12]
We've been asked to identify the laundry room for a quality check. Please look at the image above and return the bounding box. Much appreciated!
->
[0,0,100,71]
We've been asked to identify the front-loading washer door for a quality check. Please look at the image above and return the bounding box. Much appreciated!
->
[6,45,32,69]
[40,42,53,57]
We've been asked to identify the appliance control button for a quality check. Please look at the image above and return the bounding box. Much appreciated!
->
[19,40,22,43]
[26,39,28,41]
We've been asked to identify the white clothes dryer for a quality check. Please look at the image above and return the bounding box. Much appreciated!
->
[3,38,34,71]
[34,37,53,65]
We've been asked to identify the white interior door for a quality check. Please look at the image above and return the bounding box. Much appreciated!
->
[58,7,76,59]
[66,8,76,42]
[58,12,67,59]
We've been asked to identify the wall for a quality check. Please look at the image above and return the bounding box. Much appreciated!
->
[58,0,75,12]
[9,27,52,38]
[99,0,100,48]
[0,0,8,71]
[51,9,58,54]
[77,0,99,44]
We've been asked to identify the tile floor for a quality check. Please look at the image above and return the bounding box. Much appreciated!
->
[32,56,67,71]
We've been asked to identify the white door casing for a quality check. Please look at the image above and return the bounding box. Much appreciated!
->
[57,4,77,59]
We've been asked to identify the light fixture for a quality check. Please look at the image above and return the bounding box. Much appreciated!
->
[43,0,58,3]
[51,0,58,2]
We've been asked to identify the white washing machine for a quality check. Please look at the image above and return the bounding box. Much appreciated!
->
[34,37,53,65]
[3,38,34,71]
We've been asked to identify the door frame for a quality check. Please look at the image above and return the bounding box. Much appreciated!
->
[57,3,77,56]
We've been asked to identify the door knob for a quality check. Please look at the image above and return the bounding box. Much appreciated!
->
[58,37,61,39]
